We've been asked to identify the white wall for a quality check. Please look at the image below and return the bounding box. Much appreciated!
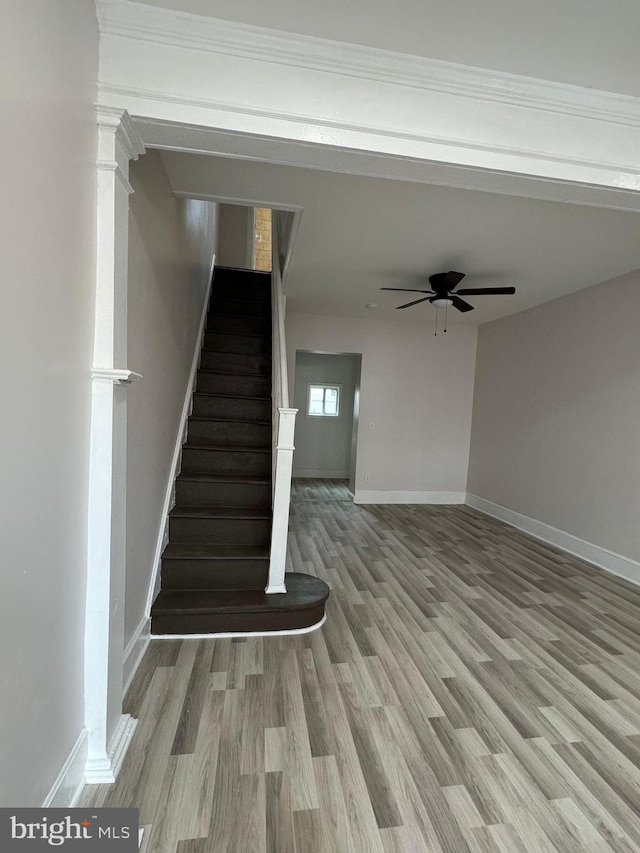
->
[125,150,218,646]
[468,271,640,565]
[0,0,98,806]
[286,313,477,500]
[293,352,360,478]
[217,203,253,269]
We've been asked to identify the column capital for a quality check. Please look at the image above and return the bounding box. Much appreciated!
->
[96,106,145,162]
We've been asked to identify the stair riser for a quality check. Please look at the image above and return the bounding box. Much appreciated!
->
[169,516,271,545]
[211,288,271,306]
[175,479,271,507]
[191,394,271,421]
[199,350,271,375]
[152,603,326,635]
[207,315,271,336]
[188,420,271,448]
[213,270,271,290]
[204,331,271,356]
[161,559,269,591]
[210,299,270,318]
[181,447,271,477]
[196,372,271,398]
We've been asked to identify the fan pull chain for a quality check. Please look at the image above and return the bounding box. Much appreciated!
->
[434,306,438,336]
[444,301,448,333]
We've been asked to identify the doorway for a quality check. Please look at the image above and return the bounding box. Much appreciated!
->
[292,351,362,496]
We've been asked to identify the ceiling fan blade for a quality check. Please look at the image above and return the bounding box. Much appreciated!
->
[450,295,474,312]
[396,297,431,309]
[455,287,516,296]
[445,270,466,288]
[380,287,432,293]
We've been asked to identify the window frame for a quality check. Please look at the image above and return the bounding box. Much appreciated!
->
[306,382,342,418]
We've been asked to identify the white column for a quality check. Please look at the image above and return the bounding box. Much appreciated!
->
[266,408,297,594]
[84,108,145,784]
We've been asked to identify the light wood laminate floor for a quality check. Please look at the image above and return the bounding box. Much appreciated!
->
[82,480,640,852]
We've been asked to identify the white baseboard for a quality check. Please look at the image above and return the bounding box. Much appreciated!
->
[293,469,350,479]
[123,617,151,697]
[465,493,640,587]
[145,253,216,617]
[84,714,138,785]
[42,730,87,807]
[354,490,466,505]
[152,613,327,640]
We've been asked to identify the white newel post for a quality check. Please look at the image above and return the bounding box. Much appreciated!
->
[267,408,298,594]
[84,108,145,784]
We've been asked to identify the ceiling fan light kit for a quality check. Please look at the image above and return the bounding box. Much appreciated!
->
[380,270,516,334]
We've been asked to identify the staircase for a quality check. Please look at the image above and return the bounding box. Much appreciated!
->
[151,266,329,635]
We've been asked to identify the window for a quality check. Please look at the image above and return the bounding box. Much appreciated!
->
[307,384,341,417]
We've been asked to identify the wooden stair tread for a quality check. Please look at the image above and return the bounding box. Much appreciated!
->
[163,542,270,559]
[176,472,270,484]
[205,328,271,339]
[184,442,271,454]
[169,505,271,519]
[193,391,271,402]
[200,350,271,359]
[208,301,270,309]
[188,415,271,426]
[208,311,270,320]
[197,367,270,378]
[152,573,329,615]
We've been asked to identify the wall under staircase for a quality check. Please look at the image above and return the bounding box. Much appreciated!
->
[151,266,329,634]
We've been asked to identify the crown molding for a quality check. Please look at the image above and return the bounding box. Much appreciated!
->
[96,0,640,129]
[99,83,640,185]
[96,105,146,161]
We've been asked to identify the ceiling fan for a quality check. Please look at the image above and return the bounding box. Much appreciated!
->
[381,270,515,313]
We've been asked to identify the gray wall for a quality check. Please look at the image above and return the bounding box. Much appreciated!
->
[287,313,477,496]
[126,151,218,646]
[468,270,640,563]
[293,352,361,478]
[0,0,98,805]
[217,203,254,268]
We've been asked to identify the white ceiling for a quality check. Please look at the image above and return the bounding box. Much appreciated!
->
[134,0,640,97]
[160,151,640,326]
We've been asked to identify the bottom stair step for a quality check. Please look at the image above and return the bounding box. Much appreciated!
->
[151,573,330,634]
